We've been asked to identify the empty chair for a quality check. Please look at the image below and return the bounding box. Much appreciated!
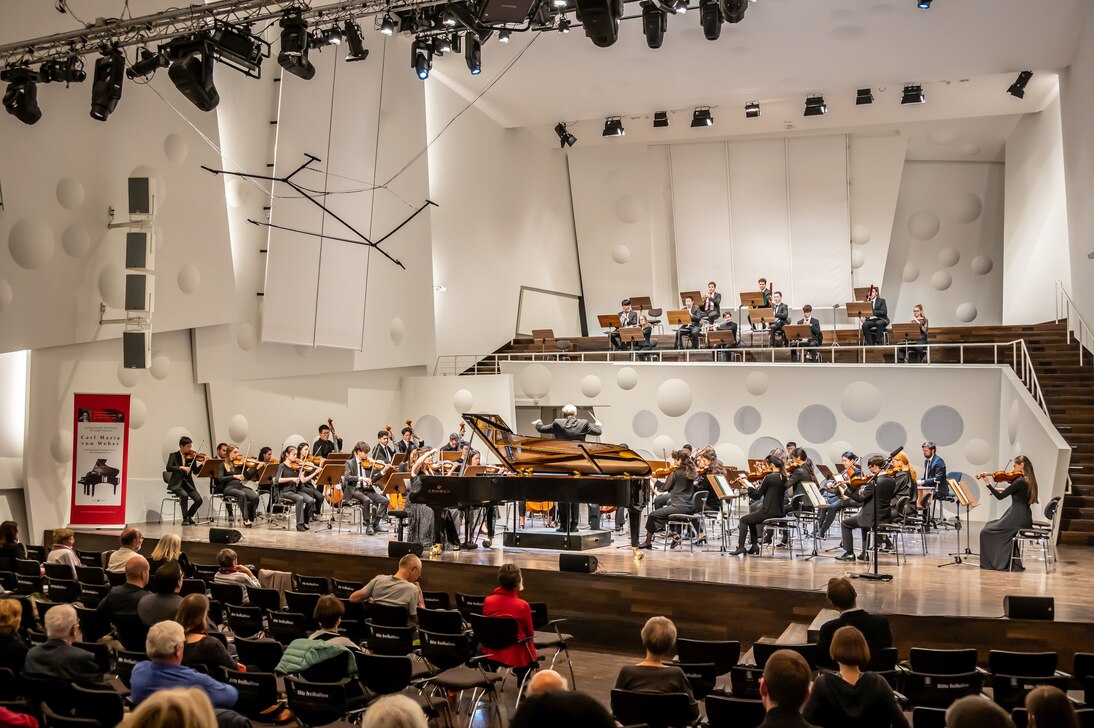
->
[422,590,451,610]
[1076,652,1094,705]
[417,607,464,633]
[292,574,330,595]
[14,573,43,596]
[988,650,1068,710]
[706,693,765,728]
[73,605,110,643]
[469,613,540,698]
[247,586,282,615]
[14,558,42,577]
[909,647,979,675]
[355,652,417,694]
[363,621,416,656]
[752,641,819,670]
[77,582,109,609]
[901,669,984,709]
[911,706,947,728]
[368,602,409,628]
[105,571,126,587]
[284,676,354,727]
[74,566,105,586]
[21,674,72,714]
[45,579,80,604]
[530,601,576,687]
[209,581,245,607]
[989,650,1058,677]
[25,545,47,562]
[223,668,280,721]
[69,684,124,728]
[729,665,764,699]
[284,591,321,625]
[332,579,363,598]
[43,563,75,581]
[267,611,308,646]
[113,614,150,652]
[677,639,741,684]
[611,689,699,728]
[226,604,264,639]
[417,629,503,724]
[454,592,486,618]
[179,578,206,597]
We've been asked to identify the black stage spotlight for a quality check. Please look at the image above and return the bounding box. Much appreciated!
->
[465,35,481,74]
[126,48,168,79]
[443,7,458,26]
[744,101,760,118]
[555,122,577,148]
[90,49,124,121]
[1,68,42,125]
[804,95,826,116]
[602,116,624,136]
[856,88,873,105]
[673,0,688,14]
[344,20,369,62]
[901,83,924,104]
[653,110,669,127]
[642,2,667,49]
[573,0,621,46]
[700,0,723,40]
[917,0,932,8]
[558,15,571,32]
[725,0,747,23]
[168,40,219,111]
[379,15,396,35]
[691,106,713,127]
[208,20,266,77]
[39,56,86,84]
[1008,70,1033,99]
[412,39,432,79]
[498,29,511,42]
[277,8,315,80]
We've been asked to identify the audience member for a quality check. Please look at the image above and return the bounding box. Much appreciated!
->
[310,595,360,650]
[0,705,37,728]
[177,594,235,674]
[0,520,27,561]
[509,690,615,728]
[138,561,184,627]
[945,695,1015,728]
[130,621,238,709]
[97,555,150,621]
[803,626,907,728]
[107,528,145,572]
[212,549,260,604]
[482,563,537,687]
[0,598,29,675]
[360,693,428,728]
[122,687,218,728]
[759,649,818,728]
[44,527,79,574]
[349,554,424,624]
[148,534,195,578]
[1025,685,1079,728]
[526,668,568,697]
[23,603,104,684]
[815,577,892,668]
[614,616,698,722]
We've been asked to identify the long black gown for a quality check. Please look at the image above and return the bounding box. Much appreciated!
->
[979,476,1033,571]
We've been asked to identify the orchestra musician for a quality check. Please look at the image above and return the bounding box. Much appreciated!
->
[836,455,897,561]
[344,441,389,535]
[712,311,738,362]
[165,436,204,526]
[702,281,721,323]
[918,441,949,502]
[216,445,261,527]
[465,450,497,547]
[296,443,324,519]
[395,425,423,457]
[888,452,916,519]
[897,304,930,363]
[638,450,698,550]
[312,420,342,458]
[730,454,788,556]
[533,405,605,532]
[860,285,889,345]
[793,304,823,362]
[693,448,726,545]
[978,455,1038,571]
[274,445,316,531]
[748,277,771,330]
[611,299,640,350]
[817,451,860,538]
[675,296,702,350]
[440,432,470,456]
[769,291,789,347]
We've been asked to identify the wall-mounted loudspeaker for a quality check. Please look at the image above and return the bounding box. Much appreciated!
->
[210,527,242,544]
[122,331,150,369]
[124,274,154,312]
[1003,595,1054,620]
[128,177,156,218]
[559,554,598,573]
[126,231,155,271]
[388,541,424,558]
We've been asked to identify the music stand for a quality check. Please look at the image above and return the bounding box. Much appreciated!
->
[392,453,407,468]
[706,330,737,347]
[782,324,811,344]
[619,326,644,356]
[256,463,281,527]
[316,463,346,531]
[853,286,871,301]
[628,296,652,311]
[531,329,556,353]
[940,478,980,567]
[667,310,693,327]
[845,302,873,320]
[679,291,702,306]
[326,453,351,463]
[799,481,828,559]
[706,472,743,555]
[816,464,834,480]
[747,308,776,326]
[740,292,767,308]
[889,323,920,342]
[597,314,620,331]
[440,451,462,462]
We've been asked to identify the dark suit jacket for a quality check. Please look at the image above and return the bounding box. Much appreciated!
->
[798,317,823,344]
[23,639,104,685]
[684,306,702,326]
[619,310,639,327]
[815,608,893,669]
[214,462,241,494]
[342,458,371,492]
[758,706,821,728]
[535,417,602,442]
[312,437,342,458]
[849,474,896,528]
[395,439,420,455]
[165,451,195,489]
[773,303,789,325]
[923,454,949,499]
[750,472,787,517]
[702,292,721,318]
[869,297,889,323]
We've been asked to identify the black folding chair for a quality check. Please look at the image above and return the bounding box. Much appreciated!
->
[362,621,416,656]
[610,689,699,728]
[454,593,485,619]
[752,641,819,670]
[74,566,106,585]
[268,611,309,646]
[332,579,363,598]
[418,629,503,725]
[105,571,126,587]
[284,676,356,728]
[285,591,321,627]
[74,605,110,643]
[69,684,124,728]
[76,550,104,568]
[728,665,763,699]
[911,706,947,728]
[73,641,112,676]
[179,578,206,597]
[248,586,282,615]
[901,670,984,709]
[529,601,576,687]
[672,662,718,701]
[418,607,465,633]
[226,604,264,638]
[0,667,20,701]
[77,582,110,609]
[677,638,741,686]
[292,574,331,595]
[705,693,764,728]
[988,650,1068,710]
[43,563,76,581]
[209,581,246,607]
[1076,652,1094,705]
[45,579,80,604]
[192,563,219,582]
[368,602,409,628]
[21,675,72,715]
[909,647,979,675]
[25,545,47,562]
[112,650,147,689]
[113,614,150,652]
[223,668,281,721]
[422,590,451,610]
[468,613,540,701]
[235,636,285,673]
[41,702,99,728]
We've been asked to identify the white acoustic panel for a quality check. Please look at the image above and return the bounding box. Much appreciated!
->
[517,290,582,339]
[787,136,852,309]
[669,143,733,300]
[727,139,791,302]
[848,134,908,292]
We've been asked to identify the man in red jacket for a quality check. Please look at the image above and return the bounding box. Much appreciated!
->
[483,563,537,689]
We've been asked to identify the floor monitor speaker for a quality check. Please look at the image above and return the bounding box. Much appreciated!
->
[209,527,241,544]
[1004,595,1054,620]
[388,541,423,558]
[559,554,598,573]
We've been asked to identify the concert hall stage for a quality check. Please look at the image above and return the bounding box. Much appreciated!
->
[71,522,1094,669]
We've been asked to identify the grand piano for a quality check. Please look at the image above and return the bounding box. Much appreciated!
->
[418,413,652,550]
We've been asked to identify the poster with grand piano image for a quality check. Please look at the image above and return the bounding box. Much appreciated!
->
[69,393,130,528]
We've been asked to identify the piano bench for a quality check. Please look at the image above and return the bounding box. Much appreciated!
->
[388,510,409,541]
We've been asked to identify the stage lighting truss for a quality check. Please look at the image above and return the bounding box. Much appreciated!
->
[642,2,667,49]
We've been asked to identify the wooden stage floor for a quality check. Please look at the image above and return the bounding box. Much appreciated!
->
[82,519,1092,624]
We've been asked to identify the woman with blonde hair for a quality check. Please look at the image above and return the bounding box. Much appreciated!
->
[888,453,917,519]
[149,534,195,578]
[0,598,28,675]
[123,687,218,728]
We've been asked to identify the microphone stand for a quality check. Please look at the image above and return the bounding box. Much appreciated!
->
[853,450,899,583]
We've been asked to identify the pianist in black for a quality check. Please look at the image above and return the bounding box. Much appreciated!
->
[638,451,697,550]
[534,405,606,532]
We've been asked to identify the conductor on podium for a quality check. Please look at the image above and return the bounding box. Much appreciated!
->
[533,405,605,532]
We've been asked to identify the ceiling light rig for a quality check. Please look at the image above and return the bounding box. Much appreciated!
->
[343,20,369,62]
[917,0,932,8]
[1,68,43,125]
[901,83,924,105]
[804,95,826,117]
[691,106,713,127]
[1007,70,1033,99]
[699,0,723,40]
[744,101,759,118]
[856,88,873,105]
[602,116,625,137]
[277,8,315,80]
[653,110,669,127]
[642,2,667,49]
[555,122,577,147]
[89,48,125,121]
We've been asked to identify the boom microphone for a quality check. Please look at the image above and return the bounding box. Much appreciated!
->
[889,445,904,459]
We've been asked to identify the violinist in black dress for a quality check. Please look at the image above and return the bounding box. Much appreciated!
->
[638,451,698,549]
[731,455,788,556]
[979,455,1038,571]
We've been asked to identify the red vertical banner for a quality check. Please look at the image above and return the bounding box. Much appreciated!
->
[70,393,131,528]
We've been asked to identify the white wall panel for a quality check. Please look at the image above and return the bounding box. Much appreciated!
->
[1060,7,1094,327]
[727,139,791,304]
[517,291,582,339]
[787,136,852,308]
[848,135,908,293]
[669,143,733,298]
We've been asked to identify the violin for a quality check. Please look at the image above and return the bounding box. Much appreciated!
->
[186,451,209,467]
[976,470,1021,483]
[651,465,677,479]
[232,455,261,469]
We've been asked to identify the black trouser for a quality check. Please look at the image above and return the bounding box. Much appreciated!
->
[841,512,873,553]
[675,325,700,349]
[223,484,260,521]
[645,504,691,534]
[862,318,887,345]
[737,510,770,547]
[356,488,389,528]
[791,338,821,361]
[897,341,927,362]
[818,498,851,536]
[168,481,203,520]
[281,490,315,526]
[770,321,788,346]
[558,503,603,530]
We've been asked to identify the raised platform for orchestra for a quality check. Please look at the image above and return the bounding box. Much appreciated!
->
[69,521,1094,671]
[500,527,614,550]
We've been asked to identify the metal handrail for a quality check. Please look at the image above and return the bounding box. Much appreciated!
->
[1056,279,1094,367]
[434,339,1050,413]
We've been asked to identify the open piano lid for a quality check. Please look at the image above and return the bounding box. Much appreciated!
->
[462,413,652,477]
